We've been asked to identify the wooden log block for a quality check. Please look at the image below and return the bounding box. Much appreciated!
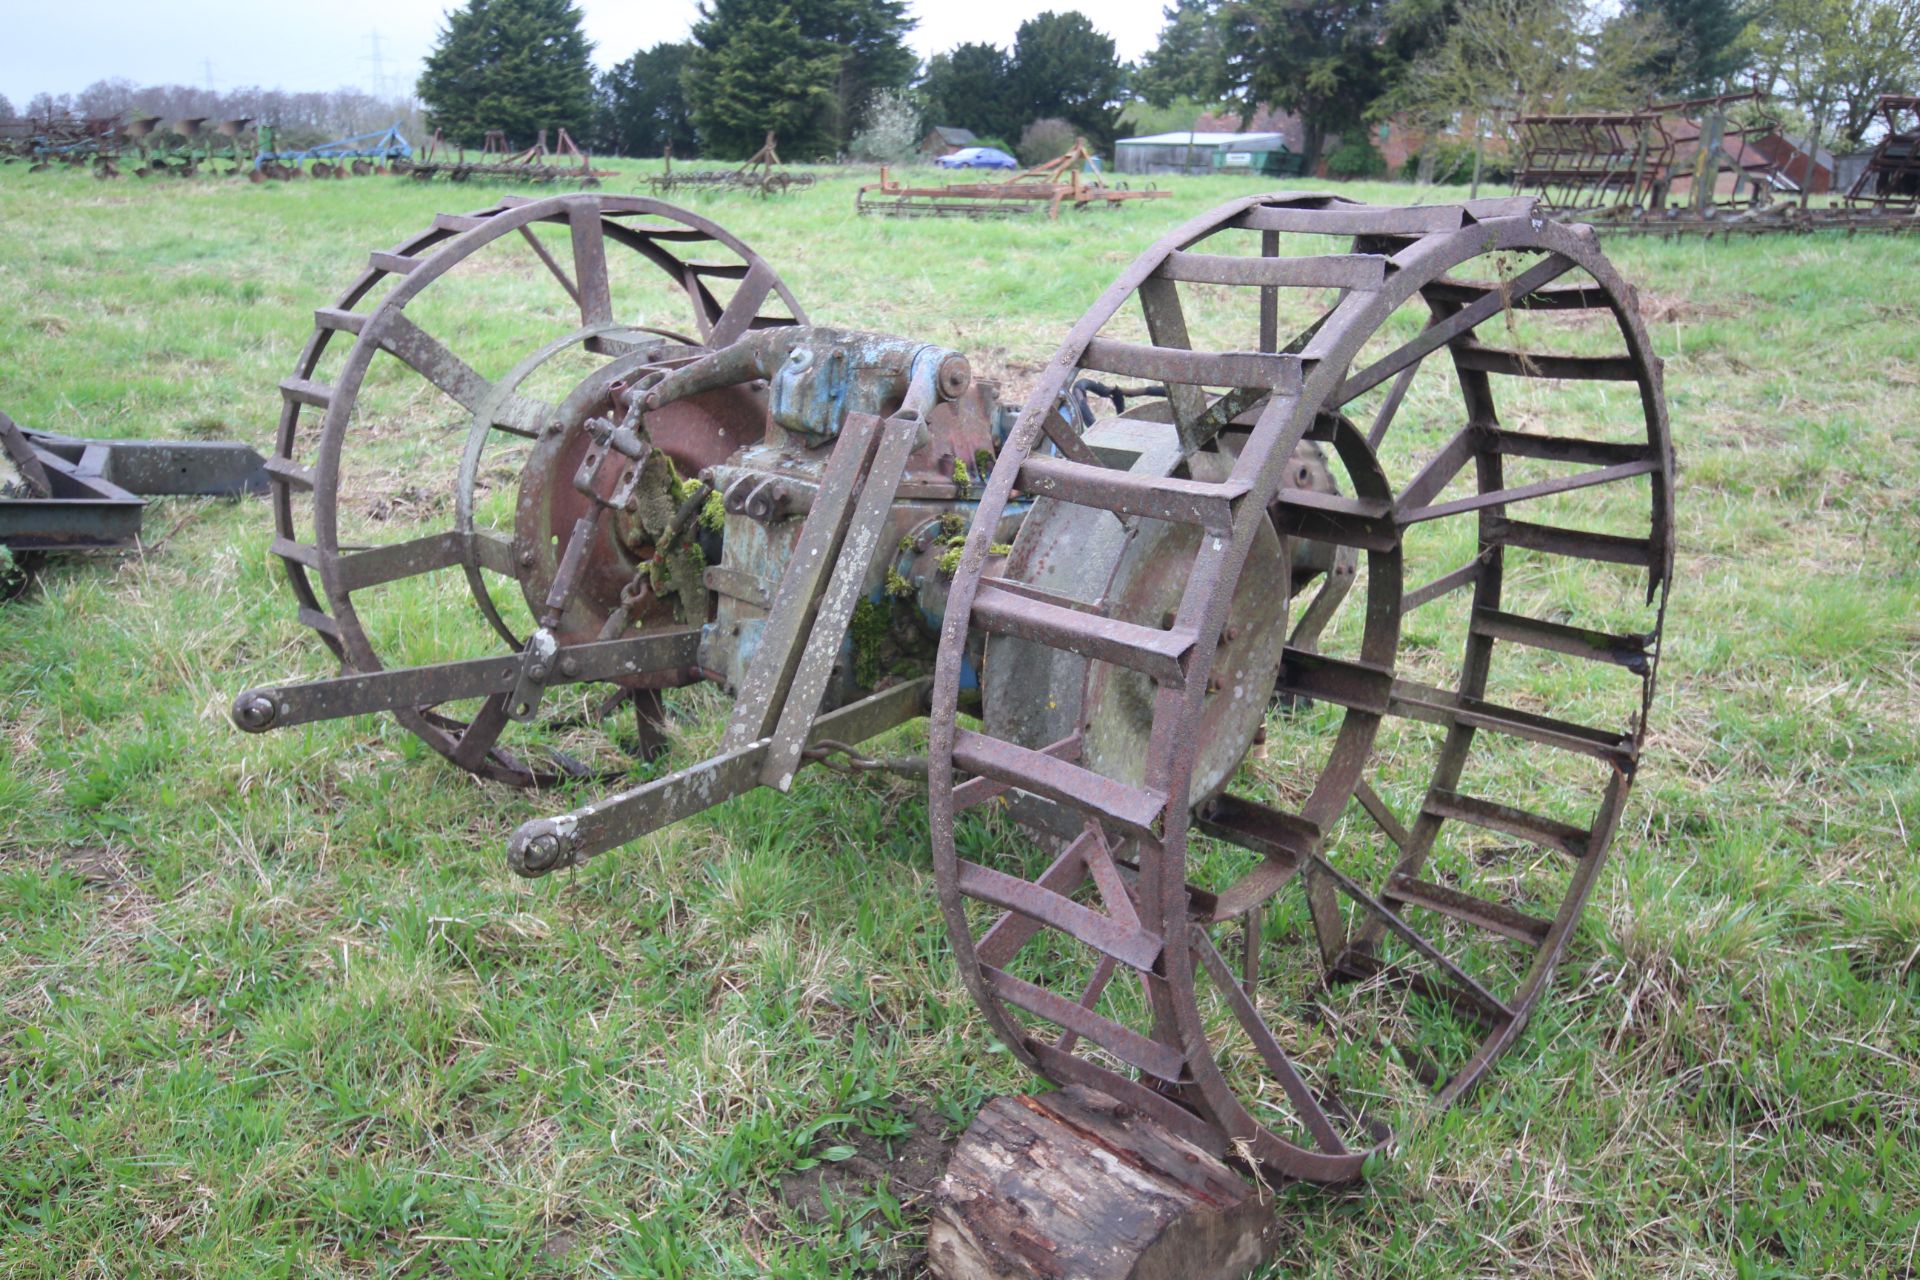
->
[927,1085,1277,1280]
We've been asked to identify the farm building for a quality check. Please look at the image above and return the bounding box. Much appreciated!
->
[919,126,978,159]
[1114,130,1300,176]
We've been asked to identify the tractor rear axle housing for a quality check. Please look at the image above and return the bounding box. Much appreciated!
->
[233,191,1673,1178]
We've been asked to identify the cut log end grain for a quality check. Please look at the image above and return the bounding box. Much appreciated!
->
[927,1085,1277,1280]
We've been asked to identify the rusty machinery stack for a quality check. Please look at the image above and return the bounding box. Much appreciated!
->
[233,190,1672,1183]
[1513,90,1920,235]
[0,113,265,178]
[1,113,608,185]
[858,137,1168,219]
[0,112,413,181]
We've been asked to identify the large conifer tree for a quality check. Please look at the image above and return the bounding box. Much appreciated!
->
[687,0,914,159]
[418,0,595,148]
[1006,12,1129,150]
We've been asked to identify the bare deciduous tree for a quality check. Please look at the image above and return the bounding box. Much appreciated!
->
[1752,0,1920,150]
[1385,0,1673,124]
[1379,0,1675,190]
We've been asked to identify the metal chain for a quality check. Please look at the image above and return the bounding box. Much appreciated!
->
[800,738,928,781]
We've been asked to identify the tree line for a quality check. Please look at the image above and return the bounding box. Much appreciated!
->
[1135,0,1920,172]
[421,0,1919,170]
[414,0,1140,162]
[13,0,1914,171]
[0,81,423,150]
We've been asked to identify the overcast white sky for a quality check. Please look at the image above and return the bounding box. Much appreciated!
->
[0,1,1170,104]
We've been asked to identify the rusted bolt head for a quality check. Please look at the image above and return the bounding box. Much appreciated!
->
[517,832,563,874]
[527,663,550,683]
[559,656,579,677]
[233,693,278,731]
[936,353,972,401]
[519,549,536,568]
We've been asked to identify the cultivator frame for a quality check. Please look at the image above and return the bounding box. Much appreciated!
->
[253,124,412,180]
[857,139,1168,220]
[394,128,613,186]
[645,132,816,197]
[233,190,1674,1181]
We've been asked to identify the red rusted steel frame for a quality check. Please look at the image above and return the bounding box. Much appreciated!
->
[1845,95,1920,208]
[927,193,1672,1180]
[1517,89,1788,218]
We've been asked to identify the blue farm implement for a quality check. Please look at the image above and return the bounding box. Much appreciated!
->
[252,123,411,180]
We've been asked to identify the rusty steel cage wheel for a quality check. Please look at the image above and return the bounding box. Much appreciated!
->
[238,194,803,785]
[929,193,1672,1179]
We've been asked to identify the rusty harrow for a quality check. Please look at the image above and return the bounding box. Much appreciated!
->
[233,191,1672,1178]
[858,139,1168,220]
[645,133,815,198]
[394,128,613,187]
[1515,90,1920,237]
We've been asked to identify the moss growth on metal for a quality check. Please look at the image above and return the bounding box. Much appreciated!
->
[625,453,707,622]
[700,491,727,532]
[646,541,707,622]
[849,597,891,687]
[939,512,967,539]
[937,544,964,576]
[974,448,996,483]
[952,458,971,487]
[885,569,915,599]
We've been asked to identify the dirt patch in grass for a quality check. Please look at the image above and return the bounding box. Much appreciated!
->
[1637,290,1746,324]
[775,1096,954,1230]
[0,840,139,891]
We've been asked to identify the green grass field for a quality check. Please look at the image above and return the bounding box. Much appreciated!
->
[1,160,1917,1278]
